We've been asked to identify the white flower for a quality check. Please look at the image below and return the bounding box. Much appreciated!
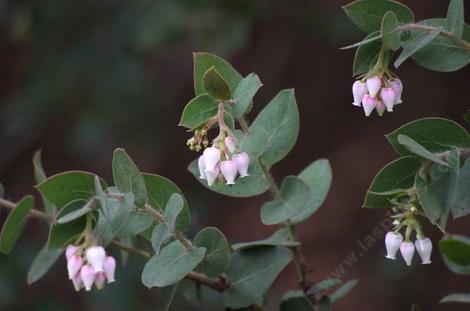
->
[67,255,83,280]
[86,246,106,272]
[80,264,96,291]
[234,152,250,177]
[380,87,396,112]
[400,241,415,266]
[65,244,78,260]
[352,80,368,107]
[71,273,83,292]
[220,160,238,185]
[366,76,381,97]
[103,256,116,283]
[361,94,377,117]
[389,79,403,104]
[198,155,207,180]
[224,136,237,153]
[203,147,221,171]
[206,165,220,186]
[415,237,432,265]
[385,231,403,260]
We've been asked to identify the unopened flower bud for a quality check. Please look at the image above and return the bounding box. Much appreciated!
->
[224,136,237,153]
[66,244,79,260]
[203,147,221,171]
[103,256,116,283]
[380,87,396,112]
[86,246,106,272]
[361,94,377,117]
[206,166,220,186]
[198,155,207,180]
[220,160,238,185]
[80,264,96,291]
[400,241,415,266]
[389,79,403,104]
[67,255,83,279]
[392,219,400,226]
[95,272,106,290]
[375,100,386,117]
[415,237,432,265]
[234,152,250,177]
[366,76,381,97]
[410,206,418,213]
[385,231,403,260]
[352,80,368,107]
[72,273,83,292]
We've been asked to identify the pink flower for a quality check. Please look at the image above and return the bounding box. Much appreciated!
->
[72,273,83,292]
[65,244,78,260]
[86,246,106,272]
[385,232,403,260]
[224,136,237,153]
[375,100,386,117]
[361,94,377,117]
[234,152,250,177]
[415,237,432,265]
[67,255,83,280]
[400,242,415,266]
[203,147,221,171]
[380,87,396,112]
[206,165,220,187]
[220,160,238,185]
[103,256,116,283]
[80,264,96,291]
[197,155,207,180]
[95,272,106,290]
[366,76,381,97]
[352,80,368,107]
[390,79,403,104]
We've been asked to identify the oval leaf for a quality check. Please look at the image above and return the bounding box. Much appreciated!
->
[231,73,263,118]
[193,227,230,277]
[203,66,232,100]
[439,234,470,275]
[0,195,34,254]
[179,93,219,129]
[27,246,62,284]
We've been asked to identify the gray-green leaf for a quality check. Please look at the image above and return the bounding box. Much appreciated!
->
[193,227,230,277]
[397,134,448,166]
[27,246,63,284]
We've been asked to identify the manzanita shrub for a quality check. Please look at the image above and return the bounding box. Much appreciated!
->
[0,0,469,310]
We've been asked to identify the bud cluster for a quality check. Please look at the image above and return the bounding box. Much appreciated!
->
[187,129,209,152]
[384,204,432,266]
[66,244,116,291]
[352,76,403,117]
[197,136,250,186]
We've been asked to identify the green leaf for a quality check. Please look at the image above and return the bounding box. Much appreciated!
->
[415,148,459,227]
[27,246,62,284]
[231,73,263,118]
[450,158,470,218]
[143,173,190,231]
[381,11,401,51]
[141,241,206,288]
[94,193,134,246]
[439,234,470,275]
[113,148,148,208]
[193,52,242,96]
[329,279,358,304]
[397,134,448,166]
[410,304,422,311]
[291,159,332,223]
[0,195,34,254]
[232,228,299,251]
[364,157,421,208]
[48,200,87,249]
[446,0,464,38]
[386,118,470,156]
[151,224,172,256]
[394,28,441,68]
[202,66,232,100]
[36,171,102,208]
[193,227,230,278]
[179,94,218,129]
[307,278,342,295]
[115,211,153,239]
[411,19,470,72]
[440,293,470,304]
[249,89,299,166]
[32,151,56,215]
[56,199,95,224]
[352,31,382,75]
[223,247,293,309]
[342,0,414,34]
[261,176,311,225]
[281,291,315,311]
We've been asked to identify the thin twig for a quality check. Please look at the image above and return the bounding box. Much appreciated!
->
[397,23,470,52]
[237,116,250,135]
[0,197,53,221]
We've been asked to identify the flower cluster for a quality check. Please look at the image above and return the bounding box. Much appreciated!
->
[66,244,116,291]
[197,136,250,186]
[352,76,403,117]
[385,232,432,266]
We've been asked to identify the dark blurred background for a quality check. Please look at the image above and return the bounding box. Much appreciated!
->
[0,0,469,310]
